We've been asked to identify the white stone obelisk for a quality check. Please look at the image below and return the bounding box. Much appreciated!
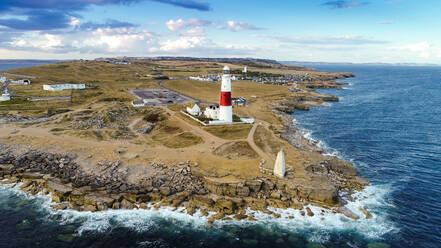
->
[219,66,233,122]
[274,150,286,178]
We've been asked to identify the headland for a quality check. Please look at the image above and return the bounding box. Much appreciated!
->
[0,58,371,224]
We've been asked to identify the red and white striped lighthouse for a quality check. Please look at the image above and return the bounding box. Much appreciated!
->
[219,66,233,122]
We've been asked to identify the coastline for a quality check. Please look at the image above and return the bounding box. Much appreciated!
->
[0,60,373,228]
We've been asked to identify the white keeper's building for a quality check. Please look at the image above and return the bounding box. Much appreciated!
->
[43,84,86,91]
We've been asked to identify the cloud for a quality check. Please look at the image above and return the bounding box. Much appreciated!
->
[391,41,432,58]
[0,10,71,30]
[180,26,205,36]
[226,21,264,32]
[258,35,387,45]
[79,19,138,31]
[6,24,157,54]
[0,0,211,31]
[322,1,368,9]
[377,20,394,25]
[150,0,210,11]
[149,36,257,56]
[152,36,206,51]
[0,0,210,12]
[165,18,211,32]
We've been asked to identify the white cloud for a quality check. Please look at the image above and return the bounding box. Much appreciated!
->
[226,21,263,32]
[257,34,386,45]
[165,18,211,32]
[391,41,432,58]
[153,36,206,52]
[180,26,205,36]
[70,17,81,27]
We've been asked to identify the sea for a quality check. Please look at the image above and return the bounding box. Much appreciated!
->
[1,61,441,248]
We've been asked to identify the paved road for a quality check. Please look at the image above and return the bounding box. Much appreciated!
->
[0,81,11,92]
[157,79,217,105]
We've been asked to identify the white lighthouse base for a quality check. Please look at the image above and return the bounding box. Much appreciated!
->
[219,105,233,122]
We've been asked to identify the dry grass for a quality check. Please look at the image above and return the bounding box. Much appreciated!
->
[253,125,283,156]
[213,141,258,159]
[162,132,203,148]
[163,79,289,102]
[204,124,251,140]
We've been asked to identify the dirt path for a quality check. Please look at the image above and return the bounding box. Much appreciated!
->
[128,117,142,131]
[246,123,274,168]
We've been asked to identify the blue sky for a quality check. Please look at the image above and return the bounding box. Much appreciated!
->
[0,0,440,63]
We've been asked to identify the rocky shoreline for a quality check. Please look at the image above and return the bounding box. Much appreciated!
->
[0,138,370,224]
[0,70,372,224]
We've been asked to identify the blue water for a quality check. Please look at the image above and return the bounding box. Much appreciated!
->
[293,64,441,248]
[1,63,441,247]
[0,60,58,72]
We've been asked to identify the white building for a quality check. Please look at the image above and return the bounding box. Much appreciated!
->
[243,66,247,73]
[186,103,201,116]
[43,84,86,91]
[0,76,6,83]
[204,105,219,119]
[11,79,31,85]
[132,100,145,107]
[0,89,11,101]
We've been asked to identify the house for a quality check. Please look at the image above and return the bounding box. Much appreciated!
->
[11,79,31,85]
[0,76,6,83]
[43,84,86,91]
[186,103,201,116]
[0,89,11,101]
[204,105,219,119]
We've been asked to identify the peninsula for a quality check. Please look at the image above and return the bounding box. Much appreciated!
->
[0,58,370,224]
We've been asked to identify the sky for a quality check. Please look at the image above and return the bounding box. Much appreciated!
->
[0,0,440,63]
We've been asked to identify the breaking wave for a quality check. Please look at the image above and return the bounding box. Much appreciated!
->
[0,180,397,244]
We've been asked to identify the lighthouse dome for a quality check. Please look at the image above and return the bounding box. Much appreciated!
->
[223,66,230,72]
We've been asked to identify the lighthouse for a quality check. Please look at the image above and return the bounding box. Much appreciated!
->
[219,66,233,122]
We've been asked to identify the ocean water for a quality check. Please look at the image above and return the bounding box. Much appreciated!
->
[1,63,441,248]
[0,60,58,72]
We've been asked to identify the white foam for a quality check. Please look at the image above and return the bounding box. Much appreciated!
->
[0,181,397,243]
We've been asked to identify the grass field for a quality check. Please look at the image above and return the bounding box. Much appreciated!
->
[204,124,251,140]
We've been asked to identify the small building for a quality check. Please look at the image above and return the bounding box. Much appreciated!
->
[11,79,31,85]
[232,96,247,106]
[186,103,201,116]
[240,117,255,124]
[132,100,145,107]
[204,105,219,120]
[243,66,247,73]
[0,89,11,102]
[43,84,86,91]
[0,76,6,83]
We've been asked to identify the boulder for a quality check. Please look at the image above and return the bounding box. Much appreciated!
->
[83,204,97,212]
[327,157,357,177]
[215,199,235,215]
[236,185,250,197]
[159,186,171,196]
[46,180,72,196]
[306,207,314,216]
[120,199,135,209]
[84,194,115,207]
[190,194,214,208]
[338,206,359,220]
